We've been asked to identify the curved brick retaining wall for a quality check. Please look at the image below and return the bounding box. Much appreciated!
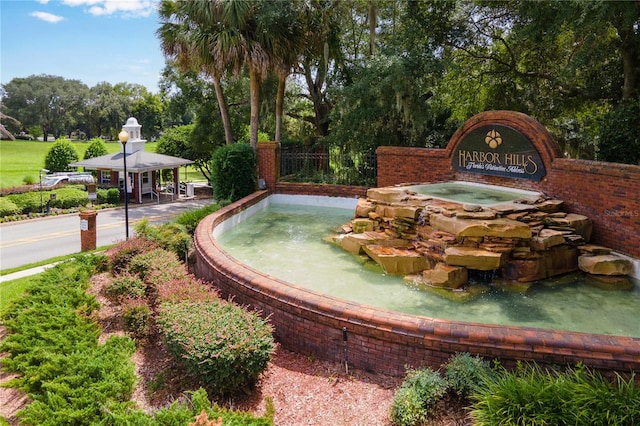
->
[194,187,640,377]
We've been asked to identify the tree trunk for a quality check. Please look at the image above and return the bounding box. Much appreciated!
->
[249,67,261,150]
[619,29,638,100]
[212,73,234,144]
[275,72,286,143]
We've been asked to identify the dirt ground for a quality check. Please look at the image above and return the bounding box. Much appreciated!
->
[0,272,471,425]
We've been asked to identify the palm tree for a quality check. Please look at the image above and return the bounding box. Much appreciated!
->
[159,0,305,149]
[158,0,235,145]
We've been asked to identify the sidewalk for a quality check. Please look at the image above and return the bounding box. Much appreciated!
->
[0,264,58,283]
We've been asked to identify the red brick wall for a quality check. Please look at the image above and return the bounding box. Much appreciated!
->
[193,188,640,376]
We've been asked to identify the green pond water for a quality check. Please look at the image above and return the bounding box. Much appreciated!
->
[217,203,640,338]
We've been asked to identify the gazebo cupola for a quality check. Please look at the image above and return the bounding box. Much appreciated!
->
[121,117,146,154]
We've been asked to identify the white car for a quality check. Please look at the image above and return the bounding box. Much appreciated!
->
[41,173,94,188]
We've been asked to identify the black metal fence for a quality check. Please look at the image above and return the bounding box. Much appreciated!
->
[279,146,377,187]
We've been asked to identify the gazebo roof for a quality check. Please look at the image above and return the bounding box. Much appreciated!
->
[69,151,193,173]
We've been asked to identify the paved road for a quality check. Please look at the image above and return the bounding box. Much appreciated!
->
[0,198,214,270]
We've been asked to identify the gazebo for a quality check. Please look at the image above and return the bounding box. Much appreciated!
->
[70,117,194,204]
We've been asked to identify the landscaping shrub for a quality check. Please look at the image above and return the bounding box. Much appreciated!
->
[22,175,36,185]
[48,185,89,209]
[44,137,79,172]
[128,248,188,286]
[157,300,276,396]
[122,297,153,340]
[0,258,137,425]
[6,191,42,214]
[0,197,21,216]
[390,367,448,426]
[104,272,147,302]
[106,187,120,205]
[443,352,494,398]
[109,237,159,274]
[84,137,108,160]
[172,202,221,235]
[135,220,192,261]
[211,143,257,203]
[470,362,640,426]
[597,100,640,165]
[101,387,274,425]
[156,276,220,305]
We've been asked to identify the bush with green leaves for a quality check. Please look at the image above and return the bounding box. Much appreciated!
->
[0,257,137,425]
[109,236,160,274]
[122,297,153,339]
[106,187,120,204]
[101,387,274,425]
[390,367,448,426]
[470,362,640,426]
[5,191,43,214]
[157,299,275,396]
[211,143,257,203]
[135,219,193,261]
[443,352,494,398]
[104,272,147,302]
[48,185,89,209]
[83,137,108,160]
[22,175,36,185]
[44,137,79,172]
[172,202,221,235]
[128,247,188,287]
[0,197,21,216]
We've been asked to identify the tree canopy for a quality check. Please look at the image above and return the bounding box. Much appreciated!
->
[3,1,639,165]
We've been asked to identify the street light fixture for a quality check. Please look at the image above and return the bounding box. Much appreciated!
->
[118,129,130,239]
[39,168,49,214]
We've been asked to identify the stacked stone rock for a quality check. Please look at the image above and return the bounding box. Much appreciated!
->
[334,186,634,301]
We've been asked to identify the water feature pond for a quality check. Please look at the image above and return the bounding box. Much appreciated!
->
[216,196,640,338]
[397,181,539,205]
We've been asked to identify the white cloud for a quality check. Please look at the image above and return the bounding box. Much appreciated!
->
[62,0,157,18]
[30,11,65,23]
[37,0,51,4]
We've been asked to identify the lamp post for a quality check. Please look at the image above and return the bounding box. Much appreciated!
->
[39,168,49,214]
[118,129,130,239]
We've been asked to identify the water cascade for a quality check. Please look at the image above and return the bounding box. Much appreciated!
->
[333,183,634,302]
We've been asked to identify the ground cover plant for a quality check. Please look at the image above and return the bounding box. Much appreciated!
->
[0,252,274,425]
[470,362,640,426]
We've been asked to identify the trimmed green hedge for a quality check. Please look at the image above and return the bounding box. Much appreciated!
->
[157,300,276,396]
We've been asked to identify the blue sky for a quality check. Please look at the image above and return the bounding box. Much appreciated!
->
[1,0,165,93]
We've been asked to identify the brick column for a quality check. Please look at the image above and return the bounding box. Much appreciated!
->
[79,210,97,251]
[257,141,280,190]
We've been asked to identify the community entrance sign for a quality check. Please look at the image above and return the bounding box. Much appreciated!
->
[452,124,546,181]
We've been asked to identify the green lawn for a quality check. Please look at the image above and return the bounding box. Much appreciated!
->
[0,140,206,188]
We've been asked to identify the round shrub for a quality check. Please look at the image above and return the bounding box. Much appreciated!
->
[443,352,494,398]
[390,367,448,426]
[390,386,428,426]
[44,138,79,172]
[84,137,108,160]
[211,143,257,203]
[109,237,160,274]
[157,300,275,396]
[106,188,120,205]
[0,197,21,217]
[128,248,187,285]
[122,297,152,340]
[104,272,147,302]
[135,220,192,261]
